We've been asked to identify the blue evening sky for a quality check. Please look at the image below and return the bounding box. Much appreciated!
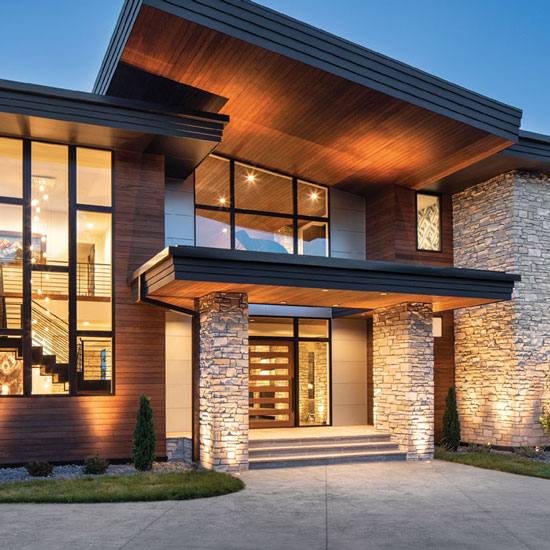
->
[1,0,548,133]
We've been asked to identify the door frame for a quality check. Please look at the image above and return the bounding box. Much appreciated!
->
[249,316,332,428]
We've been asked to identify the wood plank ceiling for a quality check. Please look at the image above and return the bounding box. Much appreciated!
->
[118,5,513,193]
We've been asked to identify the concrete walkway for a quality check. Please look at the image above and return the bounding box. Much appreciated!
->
[1,460,549,550]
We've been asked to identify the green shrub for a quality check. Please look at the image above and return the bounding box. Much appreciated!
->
[25,461,53,477]
[83,454,109,475]
[539,409,550,438]
[133,394,156,471]
[441,386,461,451]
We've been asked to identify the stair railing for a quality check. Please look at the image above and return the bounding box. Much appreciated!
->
[31,300,69,364]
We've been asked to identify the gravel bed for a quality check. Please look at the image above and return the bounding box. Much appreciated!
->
[0,461,194,484]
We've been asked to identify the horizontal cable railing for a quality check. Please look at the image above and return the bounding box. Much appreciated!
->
[0,262,110,298]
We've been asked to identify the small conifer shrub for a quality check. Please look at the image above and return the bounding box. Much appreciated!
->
[25,460,53,477]
[441,386,461,451]
[133,393,156,471]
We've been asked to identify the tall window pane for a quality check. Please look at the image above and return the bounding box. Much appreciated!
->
[235,163,293,214]
[0,138,22,198]
[298,341,329,426]
[31,271,69,395]
[0,204,23,329]
[77,211,112,331]
[235,214,293,253]
[196,209,231,249]
[77,337,112,394]
[32,143,69,266]
[417,193,441,251]
[298,220,328,256]
[298,181,328,218]
[195,156,230,207]
[77,148,111,206]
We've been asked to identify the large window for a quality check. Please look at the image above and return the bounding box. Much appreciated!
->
[195,155,329,256]
[416,192,441,252]
[0,138,113,397]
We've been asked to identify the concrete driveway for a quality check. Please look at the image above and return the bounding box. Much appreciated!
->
[0,460,548,550]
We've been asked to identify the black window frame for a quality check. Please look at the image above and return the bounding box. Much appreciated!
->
[194,155,331,257]
[0,137,115,398]
[415,191,443,253]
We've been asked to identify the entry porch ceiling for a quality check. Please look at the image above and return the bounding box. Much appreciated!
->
[95,0,522,193]
[130,247,519,314]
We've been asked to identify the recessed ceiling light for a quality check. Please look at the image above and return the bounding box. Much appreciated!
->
[379,292,387,296]
[310,192,319,200]
[247,174,256,183]
[280,301,287,304]
[219,197,227,205]
[332,304,340,307]
[87,222,94,229]
[321,289,329,292]
[83,322,89,326]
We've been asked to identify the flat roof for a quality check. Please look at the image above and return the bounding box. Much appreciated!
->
[93,0,522,193]
[131,246,519,314]
[0,77,228,176]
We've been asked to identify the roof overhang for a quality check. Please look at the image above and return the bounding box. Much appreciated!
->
[0,77,229,177]
[428,130,550,193]
[130,246,520,314]
[94,0,522,193]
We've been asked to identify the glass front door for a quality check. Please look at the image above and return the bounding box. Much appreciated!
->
[249,340,295,428]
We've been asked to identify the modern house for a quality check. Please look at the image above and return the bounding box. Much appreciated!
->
[0,0,548,472]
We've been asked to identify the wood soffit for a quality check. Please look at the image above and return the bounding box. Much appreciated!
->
[94,0,523,194]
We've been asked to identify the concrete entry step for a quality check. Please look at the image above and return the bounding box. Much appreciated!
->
[249,441,399,458]
[248,426,405,468]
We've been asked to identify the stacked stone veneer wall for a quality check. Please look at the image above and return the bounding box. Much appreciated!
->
[197,292,249,472]
[454,171,550,447]
[298,342,329,425]
[372,303,434,459]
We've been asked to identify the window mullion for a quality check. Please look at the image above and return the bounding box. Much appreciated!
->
[68,146,77,395]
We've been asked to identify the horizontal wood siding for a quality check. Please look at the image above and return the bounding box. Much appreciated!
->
[0,151,166,464]
[434,312,456,441]
[366,185,453,267]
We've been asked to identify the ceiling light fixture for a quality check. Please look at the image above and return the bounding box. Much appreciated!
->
[247,174,256,183]
[332,304,340,307]
[311,192,319,200]
[87,222,94,229]
[219,197,227,205]
[379,292,387,296]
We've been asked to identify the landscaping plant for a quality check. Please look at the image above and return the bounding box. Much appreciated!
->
[83,454,109,475]
[25,461,53,477]
[539,372,550,439]
[133,393,156,471]
[441,386,461,451]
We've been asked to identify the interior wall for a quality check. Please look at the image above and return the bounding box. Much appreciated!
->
[331,318,368,425]
[165,311,192,435]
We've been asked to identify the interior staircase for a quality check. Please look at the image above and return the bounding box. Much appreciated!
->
[249,429,406,469]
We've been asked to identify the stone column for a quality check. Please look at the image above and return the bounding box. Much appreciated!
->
[197,292,248,472]
[454,171,550,447]
[372,302,434,459]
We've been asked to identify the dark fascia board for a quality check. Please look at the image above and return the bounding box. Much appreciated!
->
[94,0,522,142]
[500,130,550,162]
[130,246,519,302]
[0,77,228,143]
